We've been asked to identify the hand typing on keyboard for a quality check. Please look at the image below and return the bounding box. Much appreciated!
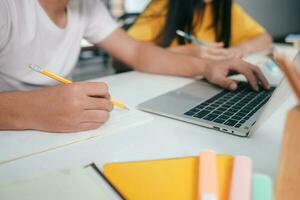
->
[184,82,275,128]
[203,58,270,92]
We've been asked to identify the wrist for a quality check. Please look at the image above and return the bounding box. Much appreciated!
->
[168,45,200,58]
[10,91,39,130]
[0,92,29,130]
[231,46,250,56]
[198,58,210,75]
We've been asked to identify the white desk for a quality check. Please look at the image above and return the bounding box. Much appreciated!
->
[0,45,298,183]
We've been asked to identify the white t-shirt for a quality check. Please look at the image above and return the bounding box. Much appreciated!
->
[0,0,118,91]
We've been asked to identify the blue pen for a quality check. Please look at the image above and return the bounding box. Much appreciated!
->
[176,30,209,46]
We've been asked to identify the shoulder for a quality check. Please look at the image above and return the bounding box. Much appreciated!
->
[142,0,168,16]
[231,3,248,16]
[128,0,168,42]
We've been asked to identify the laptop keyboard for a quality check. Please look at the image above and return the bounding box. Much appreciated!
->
[184,82,275,128]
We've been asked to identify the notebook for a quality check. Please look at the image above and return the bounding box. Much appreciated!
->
[0,108,152,164]
[103,155,234,200]
[229,156,252,200]
[0,165,123,200]
[252,175,273,200]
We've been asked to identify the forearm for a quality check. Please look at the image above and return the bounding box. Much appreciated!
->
[98,29,206,77]
[232,33,272,54]
[0,91,32,130]
[167,45,195,57]
[131,43,206,77]
[99,29,269,92]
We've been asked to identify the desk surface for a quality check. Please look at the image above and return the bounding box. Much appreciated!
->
[0,45,298,183]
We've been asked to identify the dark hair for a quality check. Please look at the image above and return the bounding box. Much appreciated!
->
[155,0,232,48]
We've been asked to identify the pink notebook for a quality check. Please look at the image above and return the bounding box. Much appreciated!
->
[229,156,252,200]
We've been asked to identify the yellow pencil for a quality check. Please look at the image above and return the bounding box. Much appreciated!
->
[29,64,128,110]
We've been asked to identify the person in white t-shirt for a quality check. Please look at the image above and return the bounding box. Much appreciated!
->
[0,0,269,133]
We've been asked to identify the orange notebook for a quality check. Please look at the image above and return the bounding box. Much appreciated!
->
[103,155,233,200]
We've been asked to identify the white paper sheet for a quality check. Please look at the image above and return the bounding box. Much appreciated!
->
[0,167,123,200]
[0,108,152,165]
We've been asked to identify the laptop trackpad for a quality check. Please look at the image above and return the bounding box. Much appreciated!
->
[138,81,223,115]
[176,80,223,100]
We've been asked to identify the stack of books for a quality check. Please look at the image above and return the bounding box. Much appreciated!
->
[103,151,273,200]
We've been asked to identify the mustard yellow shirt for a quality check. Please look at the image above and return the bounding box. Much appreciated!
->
[128,0,266,47]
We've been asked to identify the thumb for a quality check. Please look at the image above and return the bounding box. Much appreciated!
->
[216,76,237,91]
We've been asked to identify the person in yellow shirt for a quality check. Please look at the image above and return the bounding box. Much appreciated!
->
[127,0,272,60]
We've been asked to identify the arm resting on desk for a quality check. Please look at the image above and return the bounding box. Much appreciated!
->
[98,28,269,91]
[167,33,272,60]
[99,29,206,77]
[230,33,272,56]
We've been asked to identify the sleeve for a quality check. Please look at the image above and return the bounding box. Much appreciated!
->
[0,0,11,50]
[83,0,119,44]
[127,0,168,43]
[231,3,267,46]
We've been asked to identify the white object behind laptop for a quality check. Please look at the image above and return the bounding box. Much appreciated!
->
[253,51,300,132]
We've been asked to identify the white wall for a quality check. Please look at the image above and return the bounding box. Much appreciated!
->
[237,0,300,38]
[122,0,300,38]
[124,0,151,13]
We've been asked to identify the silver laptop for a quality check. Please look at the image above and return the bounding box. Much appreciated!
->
[138,52,299,137]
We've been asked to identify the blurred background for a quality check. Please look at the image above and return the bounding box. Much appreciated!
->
[73,0,300,81]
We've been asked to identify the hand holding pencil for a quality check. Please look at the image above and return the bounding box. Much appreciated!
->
[29,64,128,110]
[176,30,244,60]
[14,81,113,133]
[17,64,129,133]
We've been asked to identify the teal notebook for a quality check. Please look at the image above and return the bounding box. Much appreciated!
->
[252,175,273,200]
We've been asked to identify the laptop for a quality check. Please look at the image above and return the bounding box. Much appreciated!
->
[138,52,299,137]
